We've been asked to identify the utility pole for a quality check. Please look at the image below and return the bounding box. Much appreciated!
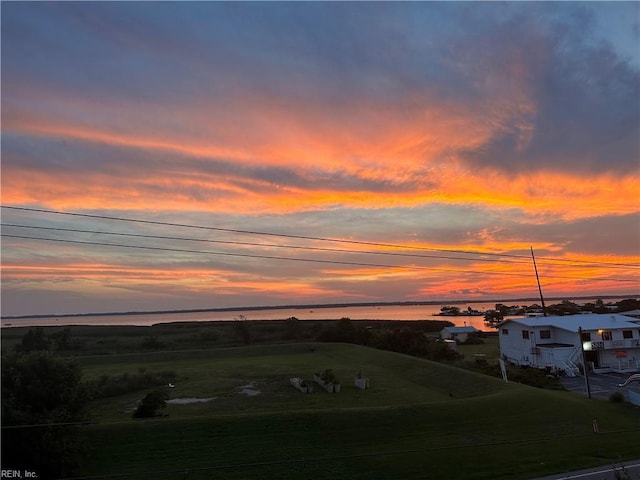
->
[578,327,592,399]
[530,247,547,316]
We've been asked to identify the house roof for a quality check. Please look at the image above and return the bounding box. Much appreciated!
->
[620,309,640,318]
[499,314,639,333]
[442,326,479,333]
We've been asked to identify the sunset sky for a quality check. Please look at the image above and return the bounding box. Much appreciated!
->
[2,2,639,317]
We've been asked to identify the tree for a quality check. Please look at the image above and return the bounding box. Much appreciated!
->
[616,298,640,313]
[2,351,90,478]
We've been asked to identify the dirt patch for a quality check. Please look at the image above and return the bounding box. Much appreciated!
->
[238,383,261,396]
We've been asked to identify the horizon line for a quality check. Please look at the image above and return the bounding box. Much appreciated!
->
[2,294,637,320]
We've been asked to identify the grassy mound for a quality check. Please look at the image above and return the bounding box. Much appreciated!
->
[80,342,506,421]
[76,343,639,479]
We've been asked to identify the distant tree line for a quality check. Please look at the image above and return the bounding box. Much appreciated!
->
[316,318,461,361]
[486,298,640,325]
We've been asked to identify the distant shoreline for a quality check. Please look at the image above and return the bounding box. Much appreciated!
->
[2,294,636,320]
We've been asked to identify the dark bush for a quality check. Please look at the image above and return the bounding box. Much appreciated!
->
[425,341,462,361]
[609,391,625,403]
[133,389,169,418]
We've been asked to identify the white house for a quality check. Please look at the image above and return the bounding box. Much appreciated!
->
[499,314,640,375]
[440,326,480,343]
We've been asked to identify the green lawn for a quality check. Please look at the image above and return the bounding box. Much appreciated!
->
[73,342,639,480]
[455,335,501,362]
[79,343,505,421]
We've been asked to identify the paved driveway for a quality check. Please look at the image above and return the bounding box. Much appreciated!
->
[559,371,637,399]
[531,460,640,480]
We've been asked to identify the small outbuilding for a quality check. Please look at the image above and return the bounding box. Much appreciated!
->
[440,326,480,343]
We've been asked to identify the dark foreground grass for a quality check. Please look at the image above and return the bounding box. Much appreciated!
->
[69,343,639,480]
[77,390,638,480]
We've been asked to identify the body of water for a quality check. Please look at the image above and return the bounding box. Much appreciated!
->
[1,300,546,330]
[2,297,625,330]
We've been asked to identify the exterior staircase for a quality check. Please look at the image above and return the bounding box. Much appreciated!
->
[560,345,583,377]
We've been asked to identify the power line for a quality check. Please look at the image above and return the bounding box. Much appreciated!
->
[5,223,637,271]
[3,233,638,284]
[3,205,638,268]
[0,223,534,266]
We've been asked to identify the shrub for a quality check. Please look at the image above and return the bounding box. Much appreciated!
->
[320,369,338,384]
[133,389,169,418]
[425,341,462,361]
[609,391,625,403]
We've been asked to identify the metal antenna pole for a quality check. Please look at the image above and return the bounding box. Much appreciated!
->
[530,247,547,316]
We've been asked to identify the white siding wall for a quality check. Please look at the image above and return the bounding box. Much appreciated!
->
[538,346,574,368]
[499,323,534,366]
[552,329,577,345]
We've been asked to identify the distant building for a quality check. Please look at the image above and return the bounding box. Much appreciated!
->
[440,326,480,343]
[620,309,640,320]
[499,314,640,375]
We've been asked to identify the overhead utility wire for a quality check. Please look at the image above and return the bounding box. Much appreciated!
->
[0,223,528,265]
[3,234,637,284]
[7,223,635,270]
[3,205,638,268]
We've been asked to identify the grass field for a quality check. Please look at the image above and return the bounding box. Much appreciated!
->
[69,342,640,480]
[80,343,505,421]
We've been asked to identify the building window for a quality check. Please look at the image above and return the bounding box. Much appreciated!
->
[522,330,529,339]
[601,331,612,341]
[581,331,591,342]
[540,330,551,339]
[623,330,633,339]
[502,328,509,335]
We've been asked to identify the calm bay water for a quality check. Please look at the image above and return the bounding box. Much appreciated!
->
[2,301,529,330]
[2,297,617,330]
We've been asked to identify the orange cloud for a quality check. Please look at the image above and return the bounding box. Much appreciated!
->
[4,80,638,221]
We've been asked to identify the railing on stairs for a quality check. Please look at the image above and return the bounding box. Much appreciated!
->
[558,345,582,377]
